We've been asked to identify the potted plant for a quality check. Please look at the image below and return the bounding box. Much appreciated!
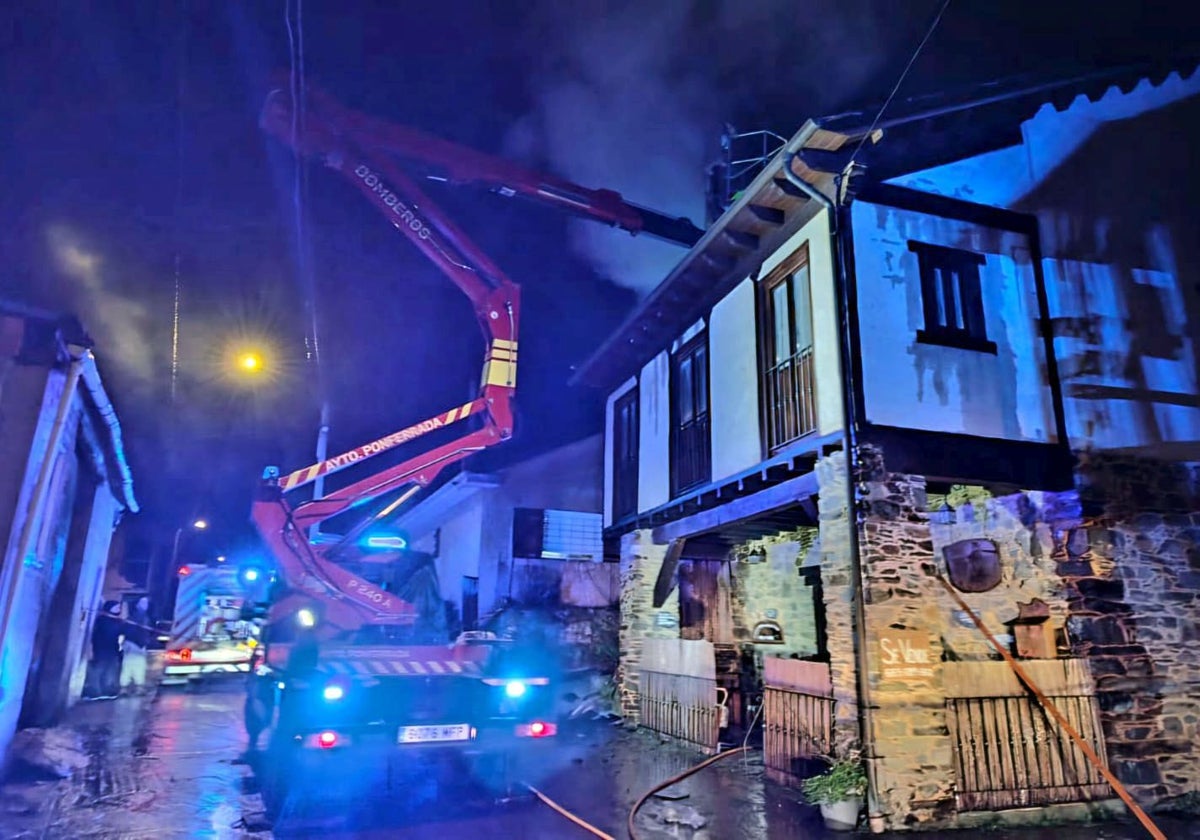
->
[801,754,867,831]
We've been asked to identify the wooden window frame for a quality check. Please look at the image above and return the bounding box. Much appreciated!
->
[670,332,711,496]
[908,240,997,354]
[612,387,639,520]
[758,245,819,452]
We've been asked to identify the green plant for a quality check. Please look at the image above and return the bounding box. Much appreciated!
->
[801,756,868,805]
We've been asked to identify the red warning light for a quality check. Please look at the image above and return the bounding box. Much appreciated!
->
[317,731,338,748]
[178,565,192,576]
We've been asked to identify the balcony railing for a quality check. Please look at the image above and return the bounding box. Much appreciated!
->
[764,348,816,451]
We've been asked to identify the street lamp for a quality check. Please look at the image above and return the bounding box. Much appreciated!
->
[192,518,209,531]
[237,351,264,374]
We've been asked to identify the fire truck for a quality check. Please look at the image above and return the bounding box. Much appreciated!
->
[249,80,700,815]
[163,564,263,685]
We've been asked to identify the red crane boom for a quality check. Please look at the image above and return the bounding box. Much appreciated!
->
[252,82,701,634]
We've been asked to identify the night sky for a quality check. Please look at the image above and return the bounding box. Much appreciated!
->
[2,1,1196,562]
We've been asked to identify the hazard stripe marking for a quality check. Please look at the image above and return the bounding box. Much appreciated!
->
[426,661,445,674]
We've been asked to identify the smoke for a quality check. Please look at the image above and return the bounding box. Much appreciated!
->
[45,224,161,391]
[505,0,898,295]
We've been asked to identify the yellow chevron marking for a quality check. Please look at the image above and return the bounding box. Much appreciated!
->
[446,661,463,673]
[426,661,445,674]
[493,338,517,350]
[408,661,427,675]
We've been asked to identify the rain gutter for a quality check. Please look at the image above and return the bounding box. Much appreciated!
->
[782,145,884,833]
[75,347,139,514]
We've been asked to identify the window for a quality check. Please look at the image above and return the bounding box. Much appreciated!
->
[909,240,996,354]
[671,334,711,494]
[612,388,639,520]
[760,247,817,451]
[512,508,603,561]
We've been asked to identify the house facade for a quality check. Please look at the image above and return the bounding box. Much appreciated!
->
[575,63,1200,831]
[0,304,138,771]
[393,435,618,670]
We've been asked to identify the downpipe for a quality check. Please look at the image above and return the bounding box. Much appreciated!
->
[783,150,885,833]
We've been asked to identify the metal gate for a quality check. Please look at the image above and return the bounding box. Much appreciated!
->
[639,638,721,753]
[763,658,834,784]
[945,659,1110,811]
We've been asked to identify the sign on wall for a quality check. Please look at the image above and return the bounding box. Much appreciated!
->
[876,628,936,682]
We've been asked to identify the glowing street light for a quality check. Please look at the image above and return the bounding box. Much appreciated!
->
[237,351,264,374]
[192,518,209,530]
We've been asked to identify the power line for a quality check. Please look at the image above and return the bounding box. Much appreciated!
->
[848,0,953,167]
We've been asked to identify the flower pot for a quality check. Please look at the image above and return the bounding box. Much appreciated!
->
[819,797,862,831]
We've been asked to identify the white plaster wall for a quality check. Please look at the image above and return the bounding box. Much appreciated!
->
[852,200,1057,443]
[709,278,761,481]
[430,495,485,604]
[1043,259,1200,450]
[759,208,844,437]
[638,352,671,512]
[603,378,636,527]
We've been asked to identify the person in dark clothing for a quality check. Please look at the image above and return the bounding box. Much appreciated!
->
[90,600,123,699]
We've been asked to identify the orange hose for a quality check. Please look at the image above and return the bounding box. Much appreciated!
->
[525,784,616,840]
[627,746,749,840]
[935,574,1166,840]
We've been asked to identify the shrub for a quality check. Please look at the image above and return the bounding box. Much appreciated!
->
[801,757,868,805]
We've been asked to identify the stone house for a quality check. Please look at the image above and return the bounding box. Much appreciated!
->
[572,61,1200,831]
[0,303,138,772]
[393,435,618,670]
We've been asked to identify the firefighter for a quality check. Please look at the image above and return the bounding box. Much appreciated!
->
[89,601,124,699]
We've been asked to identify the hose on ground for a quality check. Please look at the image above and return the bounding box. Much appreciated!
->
[525,784,616,840]
[627,745,750,840]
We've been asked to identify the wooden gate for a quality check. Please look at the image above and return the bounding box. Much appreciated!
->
[639,638,721,753]
[763,658,834,784]
[945,659,1110,811]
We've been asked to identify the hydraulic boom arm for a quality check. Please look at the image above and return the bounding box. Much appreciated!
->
[252,81,701,631]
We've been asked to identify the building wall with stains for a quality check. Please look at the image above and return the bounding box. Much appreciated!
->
[0,330,132,774]
[850,200,1058,443]
[894,75,1200,458]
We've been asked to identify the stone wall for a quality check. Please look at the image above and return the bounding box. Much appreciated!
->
[1064,453,1200,806]
[815,451,862,757]
[617,529,680,721]
[851,444,1200,829]
[730,529,820,657]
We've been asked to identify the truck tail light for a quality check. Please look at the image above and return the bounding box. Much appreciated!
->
[166,649,192,662]
[299,730,351,749]
[516,721,556,738]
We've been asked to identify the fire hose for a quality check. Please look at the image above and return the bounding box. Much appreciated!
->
[934,574,1167,840]
[526,744,750,840]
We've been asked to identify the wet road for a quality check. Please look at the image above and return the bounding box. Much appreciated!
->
[1,682,1196,839]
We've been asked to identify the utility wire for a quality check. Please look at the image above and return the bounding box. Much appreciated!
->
[847,0,952,166]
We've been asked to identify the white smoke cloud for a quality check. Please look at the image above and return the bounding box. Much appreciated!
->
[46,224,160,388]
[506,0,897,295]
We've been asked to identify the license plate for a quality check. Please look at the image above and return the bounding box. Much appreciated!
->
[397,724,470,744]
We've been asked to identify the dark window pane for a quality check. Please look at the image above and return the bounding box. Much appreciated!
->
[694,346,708,415]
